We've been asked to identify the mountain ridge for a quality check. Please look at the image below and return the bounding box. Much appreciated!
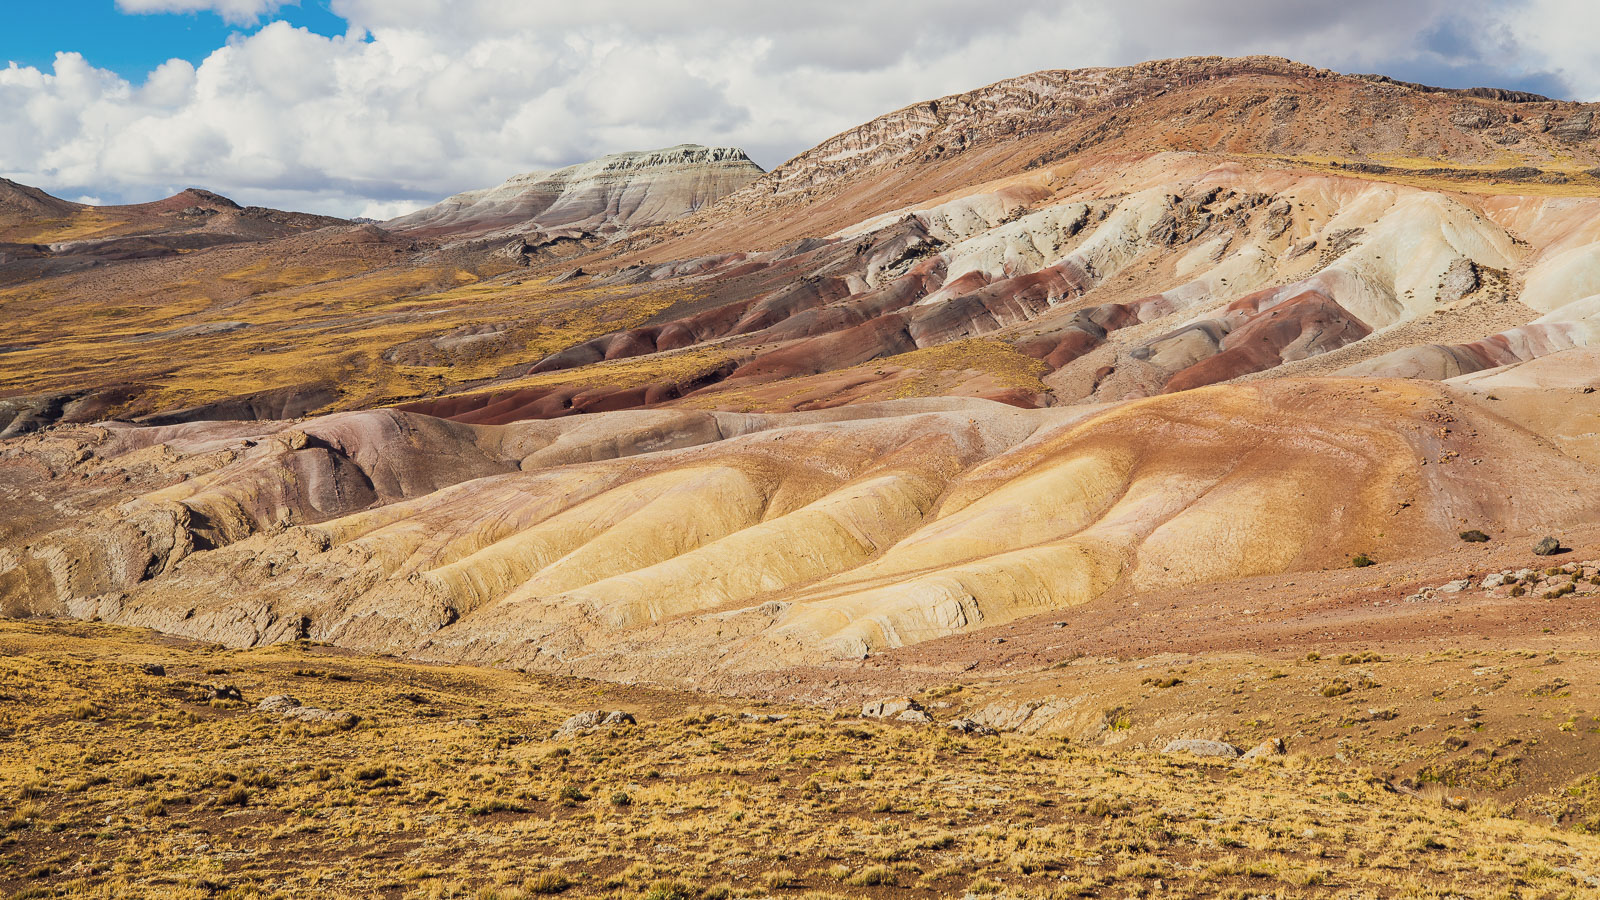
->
[385,142,764,242]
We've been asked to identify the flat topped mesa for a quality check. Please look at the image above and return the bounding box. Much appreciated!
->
[386,143,764,241]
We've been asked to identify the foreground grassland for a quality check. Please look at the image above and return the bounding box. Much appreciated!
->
[2,621,1599,899]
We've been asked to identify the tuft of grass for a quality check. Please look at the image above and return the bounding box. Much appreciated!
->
[217,786,251,807]
[845,865,894,886]
[524,872,571,895]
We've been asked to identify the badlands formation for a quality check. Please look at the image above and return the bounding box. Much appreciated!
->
[4,55,1600,687]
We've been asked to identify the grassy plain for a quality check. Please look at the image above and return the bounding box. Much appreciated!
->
[4,620,1600,899]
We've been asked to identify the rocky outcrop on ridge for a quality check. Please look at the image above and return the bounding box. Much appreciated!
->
[387,144,763,242]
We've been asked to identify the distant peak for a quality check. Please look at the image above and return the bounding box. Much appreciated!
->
[173,188,242,210]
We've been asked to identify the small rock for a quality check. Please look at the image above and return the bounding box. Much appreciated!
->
[139,663,166,677]
[1480,573,1505,589]
[601,711,636,727]
[862,698,925,719]
[206,684,243,702]
[1534,536,1562,556]
[1239,737,1286,760]
[895,709,934,724]
[1162,739,1242,758]
[741,713,788,724]
[1437,579,1469,594]
[946,718,997,736]
[989,637,1006,644]
[257,695,301,713]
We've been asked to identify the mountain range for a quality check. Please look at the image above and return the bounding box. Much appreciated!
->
[3,54,1600,686]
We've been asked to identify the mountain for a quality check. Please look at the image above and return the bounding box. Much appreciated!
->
[385,143,763,242]
[3,55,1600,686]
[0,181,348,275]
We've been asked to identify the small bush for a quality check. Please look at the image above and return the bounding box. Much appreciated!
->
[1338,651,1382,664]
[71,700,98,720]
[609,790,632,807]
[557,784,587,804]
[1321,679,1353,698]
[218,786,250,807]
[1351,554,1376,568]
[1458,529,1490,543]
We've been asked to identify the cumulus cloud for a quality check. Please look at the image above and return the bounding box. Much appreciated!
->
[116,0,290,25]
[0,0,1589,217]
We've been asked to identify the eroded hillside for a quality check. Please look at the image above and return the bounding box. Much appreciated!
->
[3,55,1600,692]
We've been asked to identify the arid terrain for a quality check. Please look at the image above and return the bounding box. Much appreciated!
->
[6,54,1600,897]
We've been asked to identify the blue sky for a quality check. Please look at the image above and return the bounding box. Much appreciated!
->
[0,0,1593,218]
[2,1,348,79]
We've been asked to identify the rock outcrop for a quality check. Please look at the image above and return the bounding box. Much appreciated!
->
[387,144,763,241]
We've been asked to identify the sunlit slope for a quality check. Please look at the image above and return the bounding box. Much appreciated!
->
[6,378,1594,681]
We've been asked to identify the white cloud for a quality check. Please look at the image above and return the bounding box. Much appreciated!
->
[0,1,1589,218]
[115,0,290,25]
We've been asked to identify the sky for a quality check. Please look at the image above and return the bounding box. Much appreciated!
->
[1,0,1596,219]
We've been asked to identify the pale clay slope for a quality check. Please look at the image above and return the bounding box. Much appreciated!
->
[11,153,1600,676]
[6,378,1598,684]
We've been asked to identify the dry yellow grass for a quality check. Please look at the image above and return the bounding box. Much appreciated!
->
[0,243,714,418]
[3,619,1599,899]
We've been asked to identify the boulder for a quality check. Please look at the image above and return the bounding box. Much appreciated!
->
[1534,536,1562,556]
[895,709,934,724]
[1162,739,1242,758]
[1438,579,1469,594]
[555,709,635,738]
[139,663,166,677]
[862,698,925,719]
[1481,573,1505,589]
[257,694,358,727]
